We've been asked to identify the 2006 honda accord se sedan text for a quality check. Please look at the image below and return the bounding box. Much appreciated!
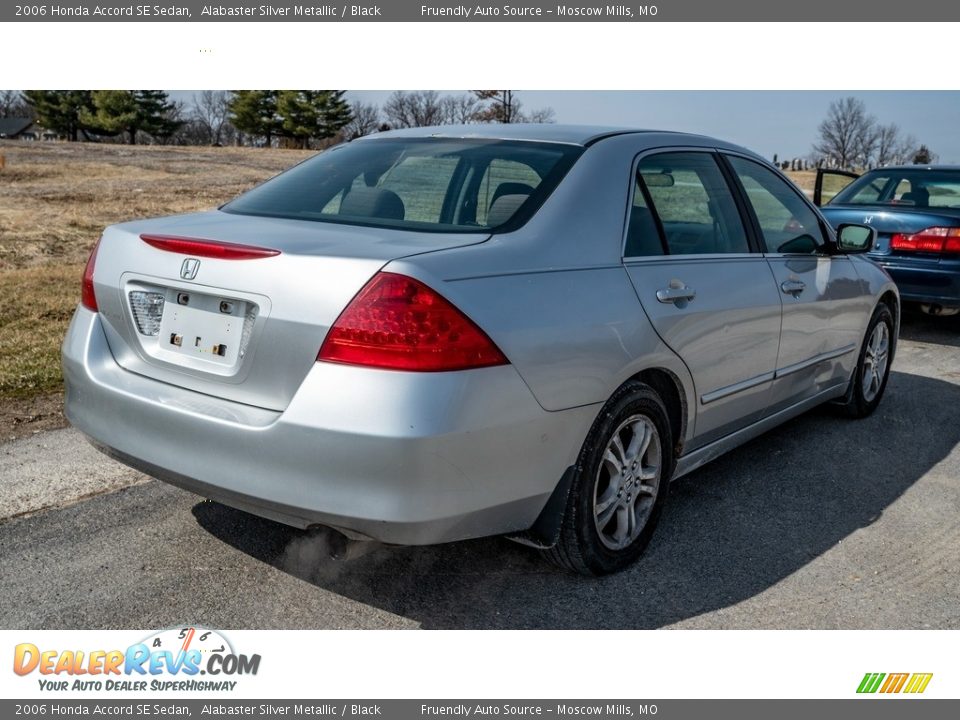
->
[63,125,899,575]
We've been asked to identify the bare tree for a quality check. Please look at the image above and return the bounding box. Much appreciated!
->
[472,90,521,123]
[870,123,918,167]
[471,90,554,124]
[874,123,901,167]
[813,97,876,170]
[0,90,33,118]
[191,90,232,145]
[383,91,447,128]
[855,123,880,168]
[440,94,480,124]
[524,106,556,123]
[894,133,918,166]
[382,90,554,128]
[343,101,381,139]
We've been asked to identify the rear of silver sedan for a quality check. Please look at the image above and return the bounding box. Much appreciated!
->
[64,302,591,545]
[62,135,596,546]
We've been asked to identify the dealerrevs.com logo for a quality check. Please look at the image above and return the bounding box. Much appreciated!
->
[857,673,933,694]
[13,627,261,692]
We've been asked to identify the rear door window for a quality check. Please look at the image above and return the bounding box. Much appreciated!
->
[629,151,750,256]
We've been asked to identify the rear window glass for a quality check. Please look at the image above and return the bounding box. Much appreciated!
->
[831,170,960,209]
[223,138,582,233]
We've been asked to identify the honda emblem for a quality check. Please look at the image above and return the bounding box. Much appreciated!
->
[180,258,200,280]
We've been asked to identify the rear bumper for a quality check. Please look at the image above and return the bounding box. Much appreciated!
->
[872,257,960,308]
[62,307,596,545]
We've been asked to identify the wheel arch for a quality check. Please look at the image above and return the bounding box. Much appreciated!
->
[629,367,689,459]
[510,365,690,551]
[879,288,900,328]
[876,288,900,365]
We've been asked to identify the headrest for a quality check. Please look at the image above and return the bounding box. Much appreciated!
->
[492,182,535,204]
[901,188,929,207]
[486,194,529,227]
[339,187,405,220]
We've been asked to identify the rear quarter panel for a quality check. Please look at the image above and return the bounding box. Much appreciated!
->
[387,134,702,447]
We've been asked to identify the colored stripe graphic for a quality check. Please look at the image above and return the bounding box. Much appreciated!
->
[857,673,885,693]
[857,672,932,694]
[903,673,933,694]
[880,673,909,693]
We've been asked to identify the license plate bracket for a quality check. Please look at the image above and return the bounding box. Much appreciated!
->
[157,290,247,367]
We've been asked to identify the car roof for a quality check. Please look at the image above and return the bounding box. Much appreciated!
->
[353,123,750,151]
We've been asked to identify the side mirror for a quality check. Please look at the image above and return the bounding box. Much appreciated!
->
[836,223,876,254]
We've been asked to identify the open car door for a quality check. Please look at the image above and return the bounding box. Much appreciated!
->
[814,168,860,206]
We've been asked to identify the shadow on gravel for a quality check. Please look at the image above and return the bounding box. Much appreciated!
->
[898,306,960,348]
[194,365,960,629]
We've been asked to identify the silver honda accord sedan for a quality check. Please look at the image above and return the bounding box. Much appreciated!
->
[63,125,899,575]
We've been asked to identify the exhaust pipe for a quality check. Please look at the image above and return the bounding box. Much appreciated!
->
[921,303,960,317]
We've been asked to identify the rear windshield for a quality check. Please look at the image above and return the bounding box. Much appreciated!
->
[830,169,960,209]
[222,138,582,233]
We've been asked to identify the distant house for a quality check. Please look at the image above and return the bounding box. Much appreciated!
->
[0,118,58,141]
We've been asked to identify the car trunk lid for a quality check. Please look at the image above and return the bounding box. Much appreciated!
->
[821,205,960,262]
[91,210,490,411]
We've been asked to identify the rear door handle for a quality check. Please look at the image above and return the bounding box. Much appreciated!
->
[781,280,806,296]
[656,284,696,304]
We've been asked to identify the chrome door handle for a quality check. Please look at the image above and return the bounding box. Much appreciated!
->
[656,285,696,304]
[781,280,806,296]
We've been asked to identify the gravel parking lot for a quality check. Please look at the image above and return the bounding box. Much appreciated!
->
[1,309,958,630]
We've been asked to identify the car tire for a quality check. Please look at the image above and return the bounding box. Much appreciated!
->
[544,381,674,576]
[837,303,895,419]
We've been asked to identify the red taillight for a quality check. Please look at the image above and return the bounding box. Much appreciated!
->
[318,272,508,372]
[81,238,101,311]
[890,227,960,254]
[140,234,280,260]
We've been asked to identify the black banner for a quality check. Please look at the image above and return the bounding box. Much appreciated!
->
[4,1,960,22]
[1,700,957,719]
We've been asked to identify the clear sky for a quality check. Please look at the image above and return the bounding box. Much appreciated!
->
[168,91,960,163]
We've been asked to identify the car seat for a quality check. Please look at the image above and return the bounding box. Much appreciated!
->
[901,187,930,207]
[339,187,406,220]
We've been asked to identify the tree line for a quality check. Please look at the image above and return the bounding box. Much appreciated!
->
[2,90,555,148]
[811,96,935,170]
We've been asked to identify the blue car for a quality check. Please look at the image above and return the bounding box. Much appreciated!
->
[816,166,960,316]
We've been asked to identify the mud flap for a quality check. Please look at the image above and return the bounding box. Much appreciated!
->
[506,465,576,549]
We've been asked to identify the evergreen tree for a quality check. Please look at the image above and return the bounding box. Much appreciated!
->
[22,90,95,141]
[79,90,182,144]
[277,90,353,148]
[228,91,281,146]
[81,91,139,143]
[134,90,182,140]
[320,91,352,138]
[912,144,935,165]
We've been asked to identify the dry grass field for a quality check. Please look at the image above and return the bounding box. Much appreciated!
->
[0,141,313,438]
[0,140,815,438]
